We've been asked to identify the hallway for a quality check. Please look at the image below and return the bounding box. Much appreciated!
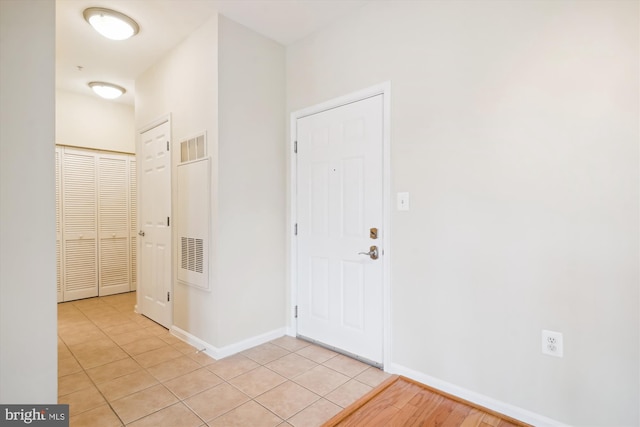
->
[57,292,390,426]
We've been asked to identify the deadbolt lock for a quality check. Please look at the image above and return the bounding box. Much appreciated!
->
[370,227,378,239]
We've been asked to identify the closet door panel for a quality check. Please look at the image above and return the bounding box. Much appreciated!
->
[130,157,137,291]
[55,147,63,302]
[98,154,130,296]
[62,148,98,301]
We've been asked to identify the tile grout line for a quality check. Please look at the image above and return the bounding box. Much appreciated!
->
[58,295,186,426]
[96,308,208,426]
[110,332,208,426]
[171,342,340,425]
[60,294,384,427]
[58,303,129,427]
[180,340,375,425]
[228,345,374,425]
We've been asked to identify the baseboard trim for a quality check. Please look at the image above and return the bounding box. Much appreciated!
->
[386,362,569,427]
[170,326,287,360]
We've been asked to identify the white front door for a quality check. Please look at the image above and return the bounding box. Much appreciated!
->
[296,94,384,364]
[138,120,172,328]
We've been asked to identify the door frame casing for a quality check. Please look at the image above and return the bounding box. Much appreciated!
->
[289,82,392,368]
[135,114,172,327]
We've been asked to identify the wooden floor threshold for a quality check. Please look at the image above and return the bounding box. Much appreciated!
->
[322,375,532,427]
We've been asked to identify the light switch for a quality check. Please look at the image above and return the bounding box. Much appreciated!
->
[397,192,409,211]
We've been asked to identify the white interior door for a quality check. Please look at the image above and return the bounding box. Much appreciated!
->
[97,154,131,296]
[296,95,384,364]
[62,148,98,301]
[138,121,172,328]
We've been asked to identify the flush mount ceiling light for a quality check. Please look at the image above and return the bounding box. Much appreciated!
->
[88,81,126,99]
[83,7,139,40]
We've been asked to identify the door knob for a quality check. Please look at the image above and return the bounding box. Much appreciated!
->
[358,245,379,260]
[138,231,145,237]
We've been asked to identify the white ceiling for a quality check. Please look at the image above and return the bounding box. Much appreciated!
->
[56,0,370,105]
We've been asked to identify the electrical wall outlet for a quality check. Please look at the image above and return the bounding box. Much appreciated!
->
[541,330,563,357]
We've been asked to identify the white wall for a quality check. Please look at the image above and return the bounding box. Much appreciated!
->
[135,13,286,350]
[217,16,286,346]
[56,89,135,153]
[0,0,57,403]
[286,1,639,425]
[136,13,220,346]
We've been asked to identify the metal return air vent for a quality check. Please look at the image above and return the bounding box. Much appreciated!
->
[181,237,204,274]
[180,134,205,163]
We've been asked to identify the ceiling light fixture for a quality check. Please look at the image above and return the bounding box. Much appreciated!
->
[83,7,139,41]
[88,81,126,99]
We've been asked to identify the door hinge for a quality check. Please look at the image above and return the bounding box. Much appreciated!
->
[294,305,298,319]
[167,292,170,302]
[167,216,170,226]
[167,141,170,151]
[294,223,298,236]
[294,141,297,154]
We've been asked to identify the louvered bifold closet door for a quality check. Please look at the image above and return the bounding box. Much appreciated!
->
[129,157,137,291]
[62,148,98,301]
[55,147,64,302]
[98,154,131,296]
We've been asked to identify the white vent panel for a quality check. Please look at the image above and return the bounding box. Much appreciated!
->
[177,157,210,289]
[180,133,206,163]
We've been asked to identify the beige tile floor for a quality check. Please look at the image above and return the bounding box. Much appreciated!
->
[58,292,391,427]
